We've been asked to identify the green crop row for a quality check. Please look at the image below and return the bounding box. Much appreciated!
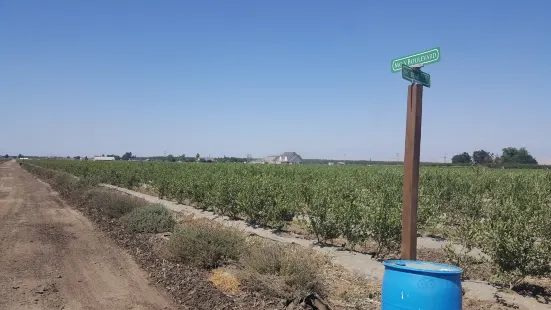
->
[28,160,551,287]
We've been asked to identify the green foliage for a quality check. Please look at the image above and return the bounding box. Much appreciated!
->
[451,152,472,164]
[120,204,175,233]
[216,155,248,163]
[501,147,538,164]
[477,173,551,287]
[303,180,341,242]
[358,185,402,257]
[26,159,551,287]
[473,150,493,165]
[439,170,551,287]
[121,152,134,161]
[236,175,295,228]
[164,220,244,268]
[210,170,242,218]
[166,154,176,162]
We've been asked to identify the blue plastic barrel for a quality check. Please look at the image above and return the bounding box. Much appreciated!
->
[382,260,463,310]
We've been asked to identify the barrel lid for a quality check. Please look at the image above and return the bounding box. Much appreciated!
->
[383,260,462,274]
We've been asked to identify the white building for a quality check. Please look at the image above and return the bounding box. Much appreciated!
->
[251,152,304,164]
[93,156,116,161]
[275,152,302,164]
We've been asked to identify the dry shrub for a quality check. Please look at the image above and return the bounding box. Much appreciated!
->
[120,204,175,233]
[239,238,326,300]
[85,188,148,218]
[21,163,100,204]
[52,173,88,199]
[164,220,244,269]
[21,163,57,180]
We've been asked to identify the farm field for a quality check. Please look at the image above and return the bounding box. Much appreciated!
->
[28,160,551,289]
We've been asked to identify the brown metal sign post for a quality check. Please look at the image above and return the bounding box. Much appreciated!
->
[401,71,423,260]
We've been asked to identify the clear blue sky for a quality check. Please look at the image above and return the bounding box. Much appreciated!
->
[2,1,550,162]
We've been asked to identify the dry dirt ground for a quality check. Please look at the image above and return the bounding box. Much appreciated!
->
[0,161,176,310]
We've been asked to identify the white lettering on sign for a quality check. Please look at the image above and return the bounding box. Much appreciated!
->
[391,48,440,72]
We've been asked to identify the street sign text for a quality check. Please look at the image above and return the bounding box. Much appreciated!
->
[391,47,440,73]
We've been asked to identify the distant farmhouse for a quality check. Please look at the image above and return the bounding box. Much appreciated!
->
[93,156,116,161]
[250,152,303,165]
[274,152,303,164]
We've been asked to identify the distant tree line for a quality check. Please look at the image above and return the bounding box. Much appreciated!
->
[138,154,197,162]
[216,155,247,163]
[451,147,539,167]
[95,152,137,161]
[9,147,545,170]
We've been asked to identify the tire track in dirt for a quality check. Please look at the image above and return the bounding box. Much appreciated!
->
[0,161,176,309]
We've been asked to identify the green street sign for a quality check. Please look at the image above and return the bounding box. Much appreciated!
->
[402,65,431,88]
[391,47,440,73]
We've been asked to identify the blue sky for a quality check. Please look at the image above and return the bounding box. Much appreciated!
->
[2,1,550,162]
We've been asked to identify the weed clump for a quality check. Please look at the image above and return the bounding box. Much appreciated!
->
[120,204,175,233]
[85,188,147,218]
[164,220,244,268]
[239,238,326,300]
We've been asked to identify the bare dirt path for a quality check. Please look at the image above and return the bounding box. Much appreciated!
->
[0,161,176,310]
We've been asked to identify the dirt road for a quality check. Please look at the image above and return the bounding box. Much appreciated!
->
[0,161,175,310]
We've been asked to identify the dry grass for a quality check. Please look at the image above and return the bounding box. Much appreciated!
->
[167,214,381,307]
[238,237,326,300]
[163,219,245,269]
[209,269,240,294]
[318,260,381,309]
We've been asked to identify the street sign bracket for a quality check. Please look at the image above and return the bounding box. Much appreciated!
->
[401,64,430,88]
[411,66,421,85]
